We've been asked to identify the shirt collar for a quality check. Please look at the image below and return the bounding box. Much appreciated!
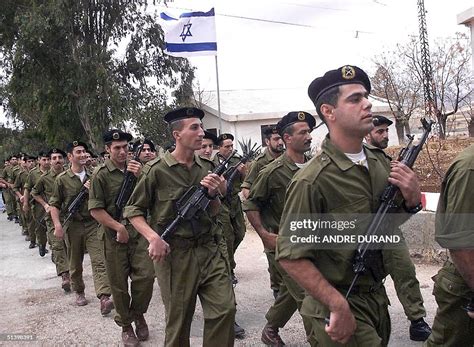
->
[163,151,203,168]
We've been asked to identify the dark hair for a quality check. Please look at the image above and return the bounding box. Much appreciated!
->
[314,86,340,124]
[281,124,295,143]
[169,119,184,136]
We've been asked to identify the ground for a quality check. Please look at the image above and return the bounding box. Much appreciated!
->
[0,212,441,346]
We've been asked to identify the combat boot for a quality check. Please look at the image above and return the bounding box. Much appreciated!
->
[122,325,139,347]
[234,321,245,339]
[261,324,285,346]
[100,295,114,315]
[409,318,432,341]
[75,292,88,306]
[134,314,149,341]
[28,242,36,249]
[39,244,46,257]
[61,272,71,292]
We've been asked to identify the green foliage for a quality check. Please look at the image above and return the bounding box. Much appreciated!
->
[0,0,194,152]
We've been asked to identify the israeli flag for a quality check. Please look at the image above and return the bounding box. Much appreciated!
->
[160,8,217,57]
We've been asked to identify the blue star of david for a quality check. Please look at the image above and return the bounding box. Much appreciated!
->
[180,22,192,42]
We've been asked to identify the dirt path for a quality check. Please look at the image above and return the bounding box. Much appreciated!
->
[0,212,441,346]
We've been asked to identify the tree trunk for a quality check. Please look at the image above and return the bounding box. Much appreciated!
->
[469,119,474,138]
[404,121,411,137]
[395,120,405,144]
[437,113,447,140]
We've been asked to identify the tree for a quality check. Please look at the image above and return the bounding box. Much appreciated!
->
[0,0,194,152]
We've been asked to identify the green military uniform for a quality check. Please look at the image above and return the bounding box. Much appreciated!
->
[31,169,69,275]
[213,153,246,274]
[242,148,282,293]
[123,152,236,347]
[1,166,15,218]
[276,137,405,347]
[24,167,48,248]
[243,153,312,335]
[88,159,154,327]
[49,168,110,298]
[14,168,32,238]
[425,144,474,347]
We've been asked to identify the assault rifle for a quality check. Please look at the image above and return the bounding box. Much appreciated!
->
[114,140,144,221]
[160,150,237,242]
[63,185,88,225]
[346,118,433,298]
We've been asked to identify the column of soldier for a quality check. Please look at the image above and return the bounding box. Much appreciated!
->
[0,65,472,347]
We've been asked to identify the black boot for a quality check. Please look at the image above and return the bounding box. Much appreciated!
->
[409,318,432,341]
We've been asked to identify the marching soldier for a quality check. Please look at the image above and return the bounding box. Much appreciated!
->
[214,133,247,284]
[124,107,236,346]
[1,158,16,221]
[14,154,36,246]
[49,141,113,314]
[244,112,314,346]
[6,154,21,224]
[89,130,155,346]
[31,148,71,291]
[132,138,156,164]
[197,131,218,159]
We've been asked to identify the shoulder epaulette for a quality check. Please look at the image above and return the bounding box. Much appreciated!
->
[56,171,67,178]
[142,157,161,175]
[364,143,392,161]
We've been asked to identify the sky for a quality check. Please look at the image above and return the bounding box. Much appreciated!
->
[1,0,472,125]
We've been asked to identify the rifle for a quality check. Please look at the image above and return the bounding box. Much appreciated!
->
[324,119,433,325]
[63,185,88,226]
[220,139,261,204]
[160,150,237,242]
[114,140,144,221]
[345,118,433,300]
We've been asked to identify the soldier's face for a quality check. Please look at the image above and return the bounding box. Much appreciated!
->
[266,134,284,153]
[69,146,87,166]
[50,154,64,170]
[366,125,389,149]
[285,122,312,153]
[327,84,373,137]
[107,140,128,164]
[198,139,214,159]
[25,159,35,170]
[219,139,234,158]
[175,118,205,150]
[39,156,51,170]
[10,157,18,166]
[85,153,92,165]
[139,144,153,163]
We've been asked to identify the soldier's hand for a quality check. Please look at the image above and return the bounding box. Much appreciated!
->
[262,232,277,250]
[468,311,474,319]
[115,225,129,244]
[22,202,29,213]
[201,173,224,196]
[237,163,247,175]
[44,204,51,213]
[148,235,170,262]
[388,161,421,208]
[325,300,356,344]
[19,195,25,203]
[127,160,142,178]
[54,225,65,240]
[83,180,91,190]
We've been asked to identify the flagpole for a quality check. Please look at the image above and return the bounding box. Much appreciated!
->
[214,55,222,133]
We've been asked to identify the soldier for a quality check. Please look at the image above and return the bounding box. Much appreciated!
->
[132,138,156,164]
[49,141,113,314]
[6,154,20,224]
[1,158,15,221]
[124,107,236,346]
[31,148,71,291]
[241,125,285,299]
[14,154,36,246]
[214,133,247,284]
[244,112,314,346]
[276,65,422,346]
[89,129,155,346]
[365,115,432,341]
[24,151,51,256]
[425,144,474,346]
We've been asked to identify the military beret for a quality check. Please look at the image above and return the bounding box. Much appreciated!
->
[217,133,234,145]
[164,142,176,152]
[133,138,156,152]
[203,131,218,145]
[103,129,133,144]
[37,151,49,158]
[263,125,279,136]
[164,107,205,124]
[66,141,89,153]
[277,111,316,135]
[372,115,393,127]
[21,154,35,161]
[308,65,371,105]
[48,148,67,157]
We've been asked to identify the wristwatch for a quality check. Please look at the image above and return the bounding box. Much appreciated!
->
[403,201,423,214]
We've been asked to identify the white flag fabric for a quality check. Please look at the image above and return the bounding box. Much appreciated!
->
[160,8,217,57]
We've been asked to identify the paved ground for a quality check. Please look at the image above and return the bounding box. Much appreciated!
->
[0,211,441,346]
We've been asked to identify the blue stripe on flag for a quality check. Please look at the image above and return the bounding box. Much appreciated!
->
[166,42,217,52]
[160,12,176,21]
[180,8,214,18]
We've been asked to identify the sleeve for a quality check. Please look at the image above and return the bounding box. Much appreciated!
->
[88,171,106,210]
[24,173,33,191]
[241,160,261,189]
[31,176,44,197]
[123,169,155,219]
[242,168,270,211]
[13,173,22,192]
[48,176,64,210]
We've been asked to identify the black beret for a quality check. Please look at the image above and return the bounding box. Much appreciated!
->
[66,141,88,153]
[372,115,393,127]
[48,148,67,158]
[38,151,49,158]
[21,154,35,161]
[133,138,156,152]
[277,111,316,135]
[308,65,371,105]
[217,133,234,145]
[164,142,176,152]
[164,107,205,124]
[263,125,279,136]
[103,129,133,143]
[203,131,218,145]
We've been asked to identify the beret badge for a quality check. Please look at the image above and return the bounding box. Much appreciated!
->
[73,141,78,146]
[341,65,356,80]
[112,132,120,140]
[297,112,306,121]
